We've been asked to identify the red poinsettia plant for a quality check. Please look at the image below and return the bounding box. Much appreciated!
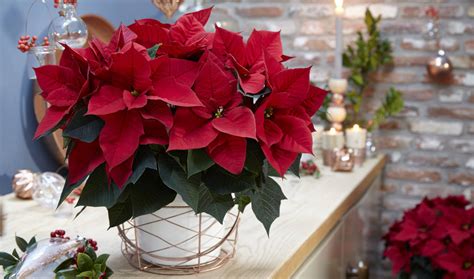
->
[383,196,474,279]
[34,7,326,233]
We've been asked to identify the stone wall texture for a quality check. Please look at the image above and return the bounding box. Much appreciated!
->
[202,0,473,277]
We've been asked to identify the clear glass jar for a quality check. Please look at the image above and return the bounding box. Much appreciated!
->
[48,2,88,49]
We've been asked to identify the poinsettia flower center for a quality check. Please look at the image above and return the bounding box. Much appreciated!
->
[462,223,471,230]
[264,107,274,118]
[463,261,473,270]
[130,89,140,97]
[418,225,428,232]
[214,106,224,118]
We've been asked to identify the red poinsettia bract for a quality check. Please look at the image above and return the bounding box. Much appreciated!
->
[168,53,256,174]
[383,196,474,279]
[33,7,327,193]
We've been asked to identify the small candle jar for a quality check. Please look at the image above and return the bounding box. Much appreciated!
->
[345,124,367,165]
[322,128,345,166]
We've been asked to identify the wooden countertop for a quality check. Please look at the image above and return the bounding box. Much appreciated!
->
[0,155,385,278]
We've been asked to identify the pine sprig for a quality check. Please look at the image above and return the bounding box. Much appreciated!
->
[342,8,403,128]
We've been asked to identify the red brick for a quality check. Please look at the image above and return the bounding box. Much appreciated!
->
[466,40,474,54]
[401,5,463,18]
[381,22,423,34]
[428,107,474,120]
[406,154,460,168]
[448,139,474,154]
[400,38,459,52]
[376,135,412,149]
[293,38,332,51]
[379,120,405,131]
[386,168,442,183]
[393,56,431,67]
[235,7,283,18]
[370,71,422,84]
[402,89,434,101]
[449,172,474,186]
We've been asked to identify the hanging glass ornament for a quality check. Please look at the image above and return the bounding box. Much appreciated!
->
[48,0,88,49]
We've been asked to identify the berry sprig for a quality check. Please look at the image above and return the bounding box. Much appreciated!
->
[54,0,78,8]
[50,229,70,240]
[300,160,320,177]
[17,35,50,53]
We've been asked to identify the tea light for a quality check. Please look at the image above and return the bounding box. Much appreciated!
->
[345,124,367,149]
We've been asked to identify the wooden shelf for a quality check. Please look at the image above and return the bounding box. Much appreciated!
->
[0,155,385,278]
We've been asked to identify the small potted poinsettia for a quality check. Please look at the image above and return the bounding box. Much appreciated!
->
[383,196,474,279]
[34,7,326,265]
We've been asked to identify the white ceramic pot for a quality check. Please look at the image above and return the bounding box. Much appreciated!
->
[135,195,225,266]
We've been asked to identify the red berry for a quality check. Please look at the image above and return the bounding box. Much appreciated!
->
[50,232,56,238]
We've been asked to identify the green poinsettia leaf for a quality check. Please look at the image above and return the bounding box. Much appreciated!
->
[129,169,176,218]
[235,194,251,213]
[244,140,264,174]
[187,149,214,178]
[58,176,87,208]
[107,199,133,228]
[147,44,160,59]
[15,236,28,252]
[77,253,93,272]
[201,193,234,223]
[63,107,104,143]
[288,154,302,178]
[202,166,256,195]
[158,153,233,220]
[77,164,123,209]
[249,177,287,235]
[158,153,203,212]
[127,146,157,185]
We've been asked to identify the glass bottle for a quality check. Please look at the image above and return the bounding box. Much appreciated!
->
[48,0,88,49]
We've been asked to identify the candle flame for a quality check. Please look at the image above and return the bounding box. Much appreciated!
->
[353,124,360,130]
[329,127,337,134]
[335,0,343,8]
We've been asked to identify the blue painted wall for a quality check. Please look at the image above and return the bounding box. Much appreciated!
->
[0,0,173,194]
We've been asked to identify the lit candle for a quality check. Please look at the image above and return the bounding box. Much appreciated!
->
[334,0,344,78]
[322,128,345,150]
[345,124,367,149]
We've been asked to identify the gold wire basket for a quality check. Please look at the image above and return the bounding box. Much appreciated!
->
[117,205,240,275]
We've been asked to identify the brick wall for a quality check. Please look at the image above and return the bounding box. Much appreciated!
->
[202,0,474,277]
